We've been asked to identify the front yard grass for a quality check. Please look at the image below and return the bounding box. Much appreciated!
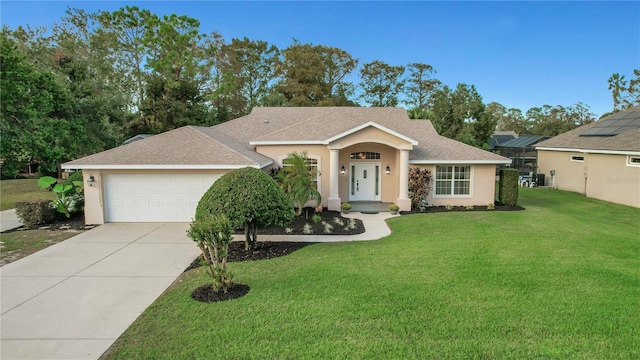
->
[0,178,55,211]
[102,188,640,359]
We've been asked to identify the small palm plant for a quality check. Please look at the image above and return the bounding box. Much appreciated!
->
[187,213,234,293]
[275,151,322,216]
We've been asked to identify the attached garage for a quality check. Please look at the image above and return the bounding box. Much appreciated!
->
[103,173,221,222]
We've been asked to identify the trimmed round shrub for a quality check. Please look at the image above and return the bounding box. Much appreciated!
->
[15,199,57,228]
[196,167,294,250]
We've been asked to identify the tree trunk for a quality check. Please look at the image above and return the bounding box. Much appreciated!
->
[244,223,250,251]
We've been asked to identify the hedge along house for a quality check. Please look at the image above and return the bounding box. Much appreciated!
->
[535,105,640,208]
[62,107,511,224]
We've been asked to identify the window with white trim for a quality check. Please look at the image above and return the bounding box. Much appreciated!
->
[627,156,640,167]
[435,165,471,196]
[281,157,320,189]
[571,155,585,162]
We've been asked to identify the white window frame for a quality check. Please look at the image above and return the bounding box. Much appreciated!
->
[278,155,322,194]
[570,155,585,162]
[627,156,640,167]
[433,165,473,198]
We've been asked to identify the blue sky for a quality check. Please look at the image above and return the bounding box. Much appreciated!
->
[2,1,639,117]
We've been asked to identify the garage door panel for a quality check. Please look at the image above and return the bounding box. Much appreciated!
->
[104,174,220,222]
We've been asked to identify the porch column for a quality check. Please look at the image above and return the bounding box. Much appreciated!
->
[397,149,411,211]
[328,148,341,211]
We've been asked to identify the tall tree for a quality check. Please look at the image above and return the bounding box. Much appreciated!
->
[404,63,440,109]
[220,37,279,114]
[276,40,357,106]
[359,60,405,107]
[429,83,496,147]
[608,73,627,112]
[487,102,529,135]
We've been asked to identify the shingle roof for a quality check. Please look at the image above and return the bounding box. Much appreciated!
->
[62,126,273,169]
[215,107,510,163]
[63,107,511,169]
[535,106,640,152]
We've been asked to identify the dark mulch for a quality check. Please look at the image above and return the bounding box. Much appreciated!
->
[401,204,524,215]
[5,212,95,233]
[234,208,364,236]
[191,283,250,303]
[184,241,317,272]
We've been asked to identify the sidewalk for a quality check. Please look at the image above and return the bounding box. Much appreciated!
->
[0,209,23,232]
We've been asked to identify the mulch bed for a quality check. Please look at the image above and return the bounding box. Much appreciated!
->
[6,213,95,233]
[401,204,524,215]
[234,208,365,236]
[191,283,250,303]
[187,241,315,302]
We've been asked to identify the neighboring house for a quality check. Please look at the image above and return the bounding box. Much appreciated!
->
[123,134,153,145]
[495,135,550,175]
[62,107,511,224]
[535,106,640,208]
[488,131,518,150]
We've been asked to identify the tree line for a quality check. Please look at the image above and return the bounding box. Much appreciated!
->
[1,6,637,177]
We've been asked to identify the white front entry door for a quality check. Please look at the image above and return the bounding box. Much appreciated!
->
[349,162,381,201]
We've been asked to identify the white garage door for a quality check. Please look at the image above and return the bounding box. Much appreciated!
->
[103,174,221,222]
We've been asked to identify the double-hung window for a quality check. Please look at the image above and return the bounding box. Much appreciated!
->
[435,165,471,196]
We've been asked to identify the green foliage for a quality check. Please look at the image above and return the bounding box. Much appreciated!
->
[196,167,293,251]
[359,60,405,107]
[312,214,322,224]
[408,167,433,210]
[340,203,351,211]
[405,62,440,109]
[388,203,399,212]
[275,152,321,216]
[187,213,234,293]
[15,199,56,228]
[37,175,83,218]
[499,168,519,206]
[487,203,495,210]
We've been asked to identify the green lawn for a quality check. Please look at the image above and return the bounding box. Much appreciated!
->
[103,188,640,359]
[0,179,55,211]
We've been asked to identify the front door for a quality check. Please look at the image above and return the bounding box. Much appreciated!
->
[349,162,381,201]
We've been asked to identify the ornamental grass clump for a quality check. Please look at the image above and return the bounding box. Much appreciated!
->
[187,213,234,293]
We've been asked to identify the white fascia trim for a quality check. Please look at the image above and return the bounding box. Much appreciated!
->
[323,121,419,145]
[249,140,324,145]
[536,147,640,156]
[60,163,271,170]
[409,159,512,165]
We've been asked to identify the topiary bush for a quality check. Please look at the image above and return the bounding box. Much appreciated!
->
[196,167,294,251]
[499,168,519,206]
[15,199,57,228]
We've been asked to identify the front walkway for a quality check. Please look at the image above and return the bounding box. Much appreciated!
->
[0,212,396,360]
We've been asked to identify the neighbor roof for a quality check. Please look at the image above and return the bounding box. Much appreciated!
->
[535,106,640,154]
[496,135,550,148]
[62,126,273,169]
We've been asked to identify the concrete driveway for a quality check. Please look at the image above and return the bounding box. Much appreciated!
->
[1,223,200,360]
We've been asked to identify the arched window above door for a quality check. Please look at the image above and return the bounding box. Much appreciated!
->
[350,152,380,160]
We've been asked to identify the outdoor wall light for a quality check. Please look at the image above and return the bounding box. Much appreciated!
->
[385,165,391,175]
[87,175,95,186]
[340,166,346,175]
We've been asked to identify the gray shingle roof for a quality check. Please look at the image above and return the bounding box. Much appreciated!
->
[535,106,640,152]
[215,107,510,163]
[63,107,511,169]
[62,126,273,169]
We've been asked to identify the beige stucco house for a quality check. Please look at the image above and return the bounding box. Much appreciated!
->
[62,107,510,224]
[535,106,640,208]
